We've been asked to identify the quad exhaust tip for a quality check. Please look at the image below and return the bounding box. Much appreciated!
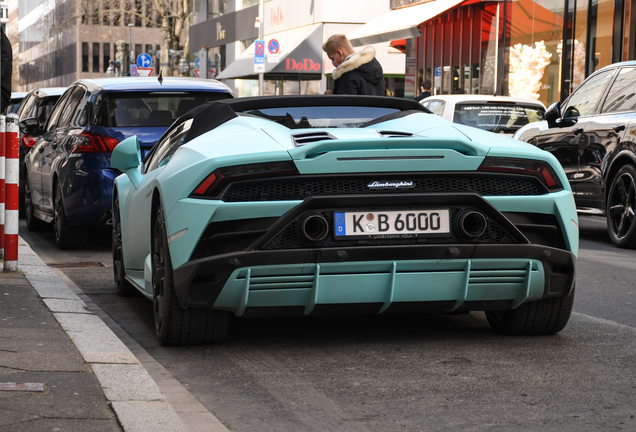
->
[299,214,329,243]
[457,210,487,239]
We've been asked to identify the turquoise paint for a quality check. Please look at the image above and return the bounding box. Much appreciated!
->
[165,199,302,269]
[213,259,546,316]
[293,148,485,174]
[486,190,579,255]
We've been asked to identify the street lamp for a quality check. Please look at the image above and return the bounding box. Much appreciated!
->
[128,23,134,65]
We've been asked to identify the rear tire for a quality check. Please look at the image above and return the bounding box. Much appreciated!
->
[54,182,85,250]
[607,164,636,248]
[112,192,137,297]
[485,287,575,335]
[24,176,47,231]
[152,202,230,346]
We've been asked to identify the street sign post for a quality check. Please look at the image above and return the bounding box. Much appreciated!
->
[254,40,265,74]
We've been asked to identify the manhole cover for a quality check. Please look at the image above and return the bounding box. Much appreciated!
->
[49,262,105,268]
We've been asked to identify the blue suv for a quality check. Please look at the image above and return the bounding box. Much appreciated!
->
[21,77,234,249]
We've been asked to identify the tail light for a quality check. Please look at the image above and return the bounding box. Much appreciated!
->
[478,157,563,190]
[191,161,298,198]
[21,134,39,149]
[70,131,120,154]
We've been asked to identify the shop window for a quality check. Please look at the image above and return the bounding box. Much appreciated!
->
[507,0,564,106]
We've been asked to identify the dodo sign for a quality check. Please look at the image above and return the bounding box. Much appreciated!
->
[285,58,321,72]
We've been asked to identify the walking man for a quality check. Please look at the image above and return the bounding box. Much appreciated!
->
[322,34,385,96]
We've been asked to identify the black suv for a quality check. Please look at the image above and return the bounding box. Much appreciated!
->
[514,61,636,248]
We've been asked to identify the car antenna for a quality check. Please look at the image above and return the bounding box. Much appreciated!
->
[158,70,163,85]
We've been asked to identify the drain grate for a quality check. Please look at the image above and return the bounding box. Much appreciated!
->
[49,261,105,268]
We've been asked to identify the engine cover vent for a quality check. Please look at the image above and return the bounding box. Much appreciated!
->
[292,131,337,147]
[378,130,414,138]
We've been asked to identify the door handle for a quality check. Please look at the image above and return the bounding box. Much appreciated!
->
[573,127,584,135]
[613,124,626,133]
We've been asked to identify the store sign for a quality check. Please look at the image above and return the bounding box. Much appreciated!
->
[285,58,321,71]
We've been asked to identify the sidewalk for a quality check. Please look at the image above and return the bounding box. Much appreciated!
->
[0,238,187,432]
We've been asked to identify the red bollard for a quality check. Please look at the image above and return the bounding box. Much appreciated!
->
[4,114,19,271]
[0,115,5,259]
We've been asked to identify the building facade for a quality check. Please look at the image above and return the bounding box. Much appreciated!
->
[12,0,166,90]
[349,0,636,107]
[191,0,406,96]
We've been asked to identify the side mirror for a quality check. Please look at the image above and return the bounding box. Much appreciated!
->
[111,135,143,188]
[545,102,561,128]
[19,118,41,135]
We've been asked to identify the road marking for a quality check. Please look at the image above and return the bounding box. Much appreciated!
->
[572,312,636,333]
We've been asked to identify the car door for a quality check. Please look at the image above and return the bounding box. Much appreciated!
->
[580,66,636,210]
[40,86,86,214]
[536,68,616,204]
[27,89,73,213]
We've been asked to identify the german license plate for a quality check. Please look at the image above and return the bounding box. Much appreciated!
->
[334,209,450,238]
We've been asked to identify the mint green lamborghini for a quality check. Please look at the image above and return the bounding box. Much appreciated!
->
[111,95,578,345]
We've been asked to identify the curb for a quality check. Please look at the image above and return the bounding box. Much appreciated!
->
[11,237,213,432]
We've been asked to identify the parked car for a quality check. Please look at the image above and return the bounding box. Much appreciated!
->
[111,95,577,345]
[3,91,28,115]
[21,77,234,249]
[15,87,67,215]
[421,95,546,136]
[513,61,636,248]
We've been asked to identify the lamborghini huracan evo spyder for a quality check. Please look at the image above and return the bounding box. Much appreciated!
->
[111,95,578,345]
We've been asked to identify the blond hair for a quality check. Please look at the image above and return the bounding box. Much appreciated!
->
[322,34,354,56]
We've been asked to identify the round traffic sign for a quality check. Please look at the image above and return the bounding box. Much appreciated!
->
[137,53,153,68]
[268,39,279,54]
[255,41,265,56]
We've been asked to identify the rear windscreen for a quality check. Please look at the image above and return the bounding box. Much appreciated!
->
[244,106,401,128]
[93,91,232,127]
[453,103,545,133]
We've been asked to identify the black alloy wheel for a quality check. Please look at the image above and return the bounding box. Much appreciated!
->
[607,164,636,248]
[112,193,136,296]
[152,202,230,346]
[24,176,46,231]
[54,182,85,250]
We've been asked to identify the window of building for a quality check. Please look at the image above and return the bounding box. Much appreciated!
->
[236,0,258,10]
[135,44,142,61]
[103,2,110,25]
[241,38,256,54]
[82,42,89,72]
[135,0,142,26]
[208,0,226,19]
[93,43,100,72]
[145,0,154,26]
[92,3,100,24]
[103,43,111,72]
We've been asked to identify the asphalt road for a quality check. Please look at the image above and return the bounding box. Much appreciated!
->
[19,216,636,431]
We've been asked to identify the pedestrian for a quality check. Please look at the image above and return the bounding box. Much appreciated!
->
[1,26,12,113]
[414,79,432,102]
[322,34,385,96]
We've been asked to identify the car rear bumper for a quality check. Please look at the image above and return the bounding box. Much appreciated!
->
[173,243,575,317]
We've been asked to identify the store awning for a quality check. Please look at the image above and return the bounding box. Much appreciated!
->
[216,24,323,80]
[347,0,467,47]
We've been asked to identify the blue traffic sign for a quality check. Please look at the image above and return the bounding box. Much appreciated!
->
[254,40,265,64]
[195,57,200,69]
[137,53,153,68]
[268,39,279,54]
